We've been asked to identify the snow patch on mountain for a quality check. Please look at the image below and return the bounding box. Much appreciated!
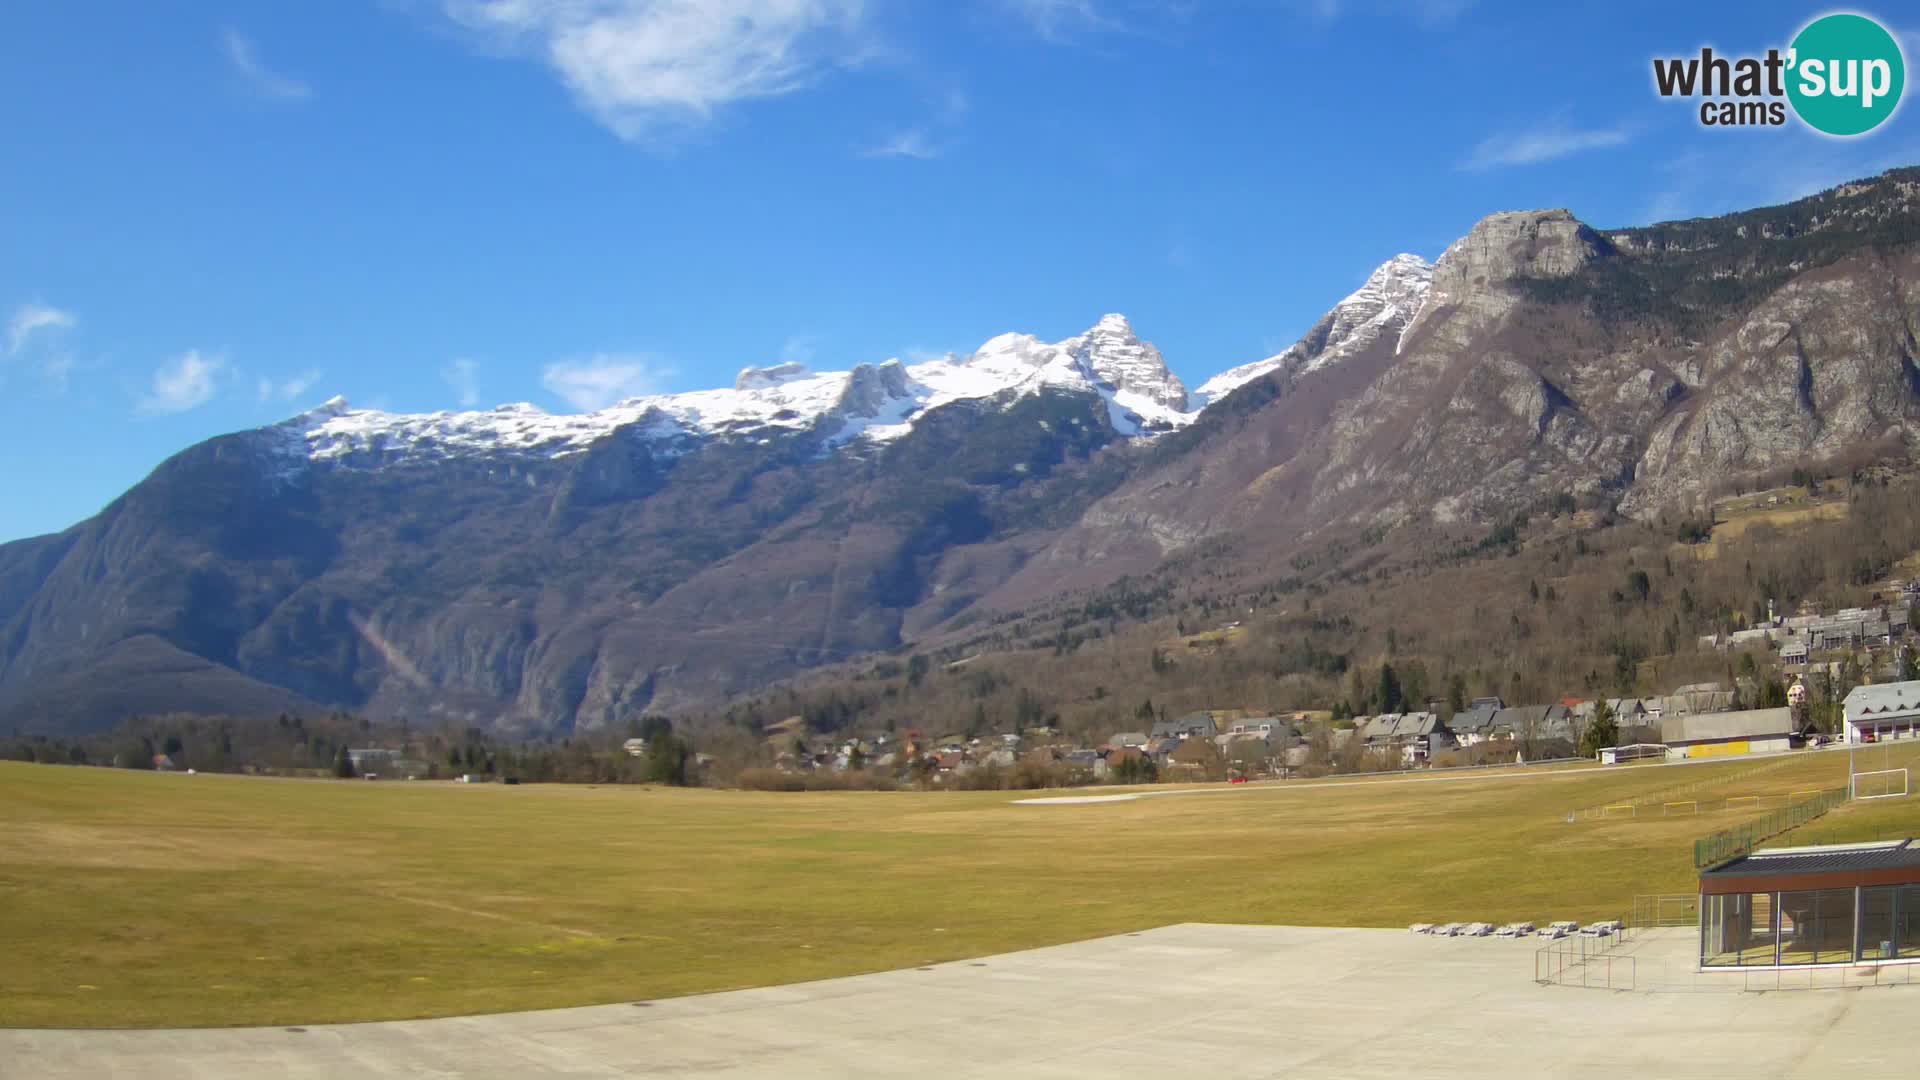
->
[1191,254,1433,407]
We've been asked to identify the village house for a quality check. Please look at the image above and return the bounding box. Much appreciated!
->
[1227,717,1297,745]
[1146,736,1185,764]
[1655,683,1736,719]
[1490,704,1574,756]
[1151,711,1218,740]
[1448,701,1504,746]
[1108,731,1150,749]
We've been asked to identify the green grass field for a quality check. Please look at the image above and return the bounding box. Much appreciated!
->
[4,747,1919,1029]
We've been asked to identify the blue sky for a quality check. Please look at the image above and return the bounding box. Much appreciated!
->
[4,1,1920,542]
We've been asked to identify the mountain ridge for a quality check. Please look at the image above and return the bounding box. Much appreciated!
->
[8,170,1920,737]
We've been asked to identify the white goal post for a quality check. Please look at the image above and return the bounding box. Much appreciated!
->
[1851,768,1910,801]
[1601,803,1636,819]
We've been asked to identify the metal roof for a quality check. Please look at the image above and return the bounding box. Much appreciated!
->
[1844,680,1920,722]
[1701,839,1920,880]
[1660,707,1792,744]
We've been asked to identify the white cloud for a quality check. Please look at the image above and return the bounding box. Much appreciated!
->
[139,350,225,415]
[861,128,940,159]
[7,302,75,355]
[444,0,870,143]
[222,28,312,101]
[541,354,667,411]
[1463,124,1631,171]
[443,357,482,407]
[256,369,323,403]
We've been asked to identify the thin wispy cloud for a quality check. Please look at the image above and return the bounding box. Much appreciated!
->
[139,350,224,415]
[256,369,323,403]
[1005,0,1111,39]
[443,0,870,144]
[41,353,77,394]
[541,354,667,411]
[222,29,311,101]
[1463,124,1631,171]
[902,345,960,364]
[862,129,940,159]
[1640,136,1920,224]
[7,302,76,355]
[778,336,818,366]
[1297,0,1475,24]
[442,357,482,407]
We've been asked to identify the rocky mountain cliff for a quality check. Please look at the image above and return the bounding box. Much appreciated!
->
[7,170,1920,736]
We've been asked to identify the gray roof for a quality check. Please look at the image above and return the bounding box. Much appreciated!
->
[1491,704,1572,739]
[1151,712,1217,738]
[1844,680,1920,723]
[1451,703,1502,734]
[1703,839,1920,881]
[1660,707,1793,745]
[1659,689,1735,716]
[1363,712,1440,741]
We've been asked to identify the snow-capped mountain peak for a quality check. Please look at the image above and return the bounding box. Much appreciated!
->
[1068,313,1190,414]
[292,316,1196,467]
[1191,253,1433,406]
[282,257,1429,470]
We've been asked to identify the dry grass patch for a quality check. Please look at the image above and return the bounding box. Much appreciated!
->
[0,751,1898,1029]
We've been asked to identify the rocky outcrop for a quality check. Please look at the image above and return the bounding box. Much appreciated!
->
[1070,314,1190,412]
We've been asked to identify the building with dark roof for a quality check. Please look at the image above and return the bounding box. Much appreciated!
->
[1449,702,1504,746]
[1700,840,1920,968]
[1151,712,1217,740]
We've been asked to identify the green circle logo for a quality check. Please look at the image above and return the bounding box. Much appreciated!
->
[1787,13,1905,136]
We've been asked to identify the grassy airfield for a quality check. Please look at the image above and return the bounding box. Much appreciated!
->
[3,745,1918,1028]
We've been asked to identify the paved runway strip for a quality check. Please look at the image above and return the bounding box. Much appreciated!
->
[6,924,1916,1078]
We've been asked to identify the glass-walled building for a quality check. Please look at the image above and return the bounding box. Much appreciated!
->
[1701,840,1920,968]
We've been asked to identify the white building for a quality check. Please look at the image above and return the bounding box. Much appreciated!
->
[1843,681,1920,744]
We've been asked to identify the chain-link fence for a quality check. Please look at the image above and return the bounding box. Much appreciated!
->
[1692,787,1848,867]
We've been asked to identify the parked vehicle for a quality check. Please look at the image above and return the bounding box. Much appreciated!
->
[1409,923,1435,934]
[1462,922,1495,937]
[1436,922,1465,936]
[1495,922,1534,937]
